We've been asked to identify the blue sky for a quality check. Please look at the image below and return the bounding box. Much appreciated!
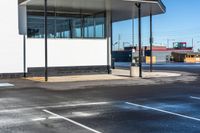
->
[113,0,200,51]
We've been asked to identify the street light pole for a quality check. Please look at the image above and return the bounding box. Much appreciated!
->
[167,39,175,48]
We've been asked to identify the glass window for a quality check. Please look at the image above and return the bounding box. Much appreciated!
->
[95,13,105,38]
[27,13,56,38]
[47,16,56,38]
[27,11,106,39]
[84,16,94,38]
[55,16,71,38]
[72,17,82,38]
[27,15,44,38]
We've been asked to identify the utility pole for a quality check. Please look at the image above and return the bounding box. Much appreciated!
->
[167,39,169,48]
[192,38,194,50]
[167,39,175,48]
[118,34,121,50]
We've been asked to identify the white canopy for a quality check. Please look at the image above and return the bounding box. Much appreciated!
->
[19,0,166,22]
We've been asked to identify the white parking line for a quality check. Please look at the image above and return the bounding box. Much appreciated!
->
[190,96,200,100]
[0,83,14,87]
[0,102,110,113]
[125,102,200,122]
[43,109,102,133]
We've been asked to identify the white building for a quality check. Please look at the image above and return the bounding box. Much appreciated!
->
[0,0,165,79]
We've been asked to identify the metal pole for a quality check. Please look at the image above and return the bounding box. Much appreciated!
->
[132,3,135,48]
[44,0,48,81]
[131,4,135,67]
[150,12,153,72]
[132,19,134,48]
[192,38,194,49]
[106,11,111,74]
[111,13,114,69]
[23,35,26,77]
[118,34,120,51]
[136,3,142,78]
[167,39,169,48]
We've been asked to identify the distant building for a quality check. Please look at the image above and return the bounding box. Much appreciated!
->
[145,43,193,63]
[172,52,200,63]
[112,42,193,63]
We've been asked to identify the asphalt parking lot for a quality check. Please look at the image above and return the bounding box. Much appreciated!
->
[0,64,200,133]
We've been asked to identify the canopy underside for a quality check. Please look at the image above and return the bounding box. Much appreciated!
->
[19,0,166,22]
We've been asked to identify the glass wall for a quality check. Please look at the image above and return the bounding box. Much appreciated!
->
[27,15,45,38]
[27,11,106,39]
[95,13,105,38]
[55,16,71,38]
[84,16,95,38]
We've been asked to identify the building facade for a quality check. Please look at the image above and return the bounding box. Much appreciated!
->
[0,0,165,78]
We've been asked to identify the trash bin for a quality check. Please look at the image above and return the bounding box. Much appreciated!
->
[130,57,139,77]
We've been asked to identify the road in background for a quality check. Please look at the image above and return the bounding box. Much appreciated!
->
[115,62,200,74]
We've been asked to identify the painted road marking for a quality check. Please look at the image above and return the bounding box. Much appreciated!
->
[43,109,102,133]
[0,101,111,113]
[125,102,200,122]
[32,116,60,121]
[190,96,200,100]
[0,83,14,87]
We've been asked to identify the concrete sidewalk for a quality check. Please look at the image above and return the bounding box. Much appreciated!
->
[25,69,181,83]
[34,70,196,91]
[25,74,129,83]
[112,69,181,78]
[0,69,196,91]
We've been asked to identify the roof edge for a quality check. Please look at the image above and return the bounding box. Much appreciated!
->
[157,0,166,13]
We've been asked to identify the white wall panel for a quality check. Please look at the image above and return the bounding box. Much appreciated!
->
[26,39,107,68]
[0,0,23,73]
[0,0,108,74]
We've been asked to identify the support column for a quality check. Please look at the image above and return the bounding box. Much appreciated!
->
[132,3,135,48]
[111,14,114,69]
[131,4,134,67]
[132,19,134,48]
[150,12,153,72]
[44,0,48,81]
[136,3,142,78]
[23,35,26,77]
[106,10,112,74]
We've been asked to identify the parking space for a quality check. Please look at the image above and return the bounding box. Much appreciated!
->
[1,95,200,133]
[0,64,199,133]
